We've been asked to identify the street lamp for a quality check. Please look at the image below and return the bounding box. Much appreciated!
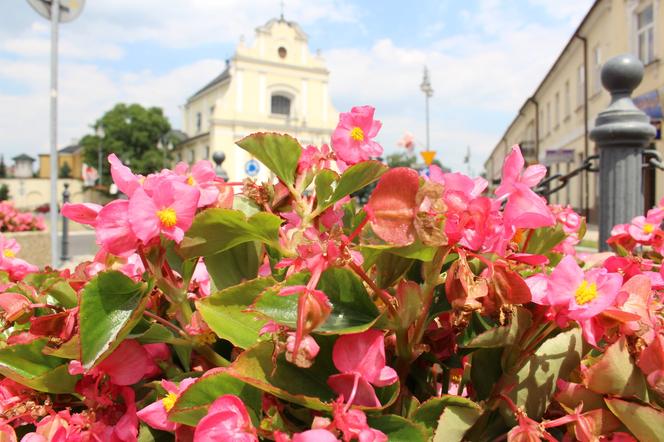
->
[96,124,104,186]
[420,66,434,151]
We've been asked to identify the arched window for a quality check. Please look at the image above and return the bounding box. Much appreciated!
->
[271,94,291,116]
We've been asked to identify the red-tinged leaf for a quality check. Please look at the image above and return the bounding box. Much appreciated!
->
[554,380,606,412]
[483,263,531,314]
[605,398,664,442]
[445,253,487,310]
[365,167,419,246]
[584,337,647,399]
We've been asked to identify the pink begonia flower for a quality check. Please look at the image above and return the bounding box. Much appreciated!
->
[108,153,142,196]
[187,259,211,298]
[137,377,197,432]
[331,399,387,442]
[95,200,139,257]
[0,424,16,442]
[298,144,332,174]
[61,202,102,226]
[495,145,555,229]
[628,213,660,242]
[527,256,623,335]
[397,131,415,151]
[331,106,382,168]
[327,330,398,408]
[292,429,340,442]
[637,334,664,395]
[129,178,200,244]
[0,235,38,280]
[285,332,320,368]
[174,160,220,207]
[194,394,258,442]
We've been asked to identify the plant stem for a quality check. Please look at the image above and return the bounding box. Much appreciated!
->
[195,344,230,367]
[348,261,397,316]
[144,310,187,337]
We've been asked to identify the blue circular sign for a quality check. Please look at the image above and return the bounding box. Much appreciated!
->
[245,159,260,177]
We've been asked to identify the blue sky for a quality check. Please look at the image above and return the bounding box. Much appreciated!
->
[0,0,594,174]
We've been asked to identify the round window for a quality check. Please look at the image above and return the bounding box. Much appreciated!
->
[278,47,287,59]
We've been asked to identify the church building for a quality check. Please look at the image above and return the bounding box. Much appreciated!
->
[174,15,339,182]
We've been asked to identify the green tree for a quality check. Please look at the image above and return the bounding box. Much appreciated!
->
[59,161,72,178]
[0,184,9,201]
[81,103,173,183]
[0,156,6,178]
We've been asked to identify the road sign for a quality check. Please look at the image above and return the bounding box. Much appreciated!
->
[245,159,260,177]
[420,150,436,166]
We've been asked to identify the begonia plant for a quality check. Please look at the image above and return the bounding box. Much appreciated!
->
[0,106,662,441]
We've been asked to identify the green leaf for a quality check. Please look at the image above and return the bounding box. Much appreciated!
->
[170,371,262,426]
[461,307,532,348]
[128,320,177,344]
[180,209,282,259]
[236,133,301,186]
[605,398,664,442]
[314,169,339,209]
[197,277,275,349]
[24,272,77,308]
[375,252,413,289]
[0,339,79,393]
[585,336,647,399]
[525,224,566,255]
[413,396,481,435]
[79,271,152,369]
[470,347,503,400]
[137,424,173,442]
[367,415,428,442]
[254,268,381,334]
[432,405,481,442]
[204,242,260,290]
[361,241,438,262]
[317,161,387,212]
[506,327,583,420]
[226,339,336,410]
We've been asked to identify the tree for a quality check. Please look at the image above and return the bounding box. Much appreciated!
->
[81,103,173,183]
[0,156,6,178]
[0,184,8,201]
[59,161,72,178]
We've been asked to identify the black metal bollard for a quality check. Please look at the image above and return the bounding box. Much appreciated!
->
[589,54,656,251]
[213,151,229,181]
[60,182,70,263]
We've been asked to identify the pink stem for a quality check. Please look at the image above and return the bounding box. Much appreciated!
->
[344,372,361,412]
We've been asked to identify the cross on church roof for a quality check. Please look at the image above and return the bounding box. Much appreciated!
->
[280,0,285,20]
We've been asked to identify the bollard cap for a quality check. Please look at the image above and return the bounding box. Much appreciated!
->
[212,151,226,166]
[601,54,643,96]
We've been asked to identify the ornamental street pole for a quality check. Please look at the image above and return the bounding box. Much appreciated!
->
[590,54,656,251]
[420,67,434,152]
[48,0,60,267]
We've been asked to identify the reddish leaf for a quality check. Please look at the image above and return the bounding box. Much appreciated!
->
[365,167,419,246]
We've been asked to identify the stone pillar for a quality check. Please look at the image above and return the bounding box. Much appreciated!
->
[589,54,655,251]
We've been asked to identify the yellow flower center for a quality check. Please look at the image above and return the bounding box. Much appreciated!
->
[349,127,365,141]
[3,249,15,258]
[575,280,598,305]
[643,223,655,234]
[157,208,177,228]
[162,392,178,412]
[186,175,196,186]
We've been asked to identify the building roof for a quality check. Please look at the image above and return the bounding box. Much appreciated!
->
[59,144,82,154]
[188,67,230,102]
[13,154,35,162]
[257,16,308,40]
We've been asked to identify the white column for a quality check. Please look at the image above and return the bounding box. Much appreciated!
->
[322,82,328,124]
[301,79,308,116]
[259,74,266,114]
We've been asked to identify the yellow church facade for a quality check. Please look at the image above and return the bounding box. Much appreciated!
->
[174,17,338,182]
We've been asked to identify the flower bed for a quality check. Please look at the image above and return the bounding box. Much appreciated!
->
[0,201,45,232]
[0,106,662,441]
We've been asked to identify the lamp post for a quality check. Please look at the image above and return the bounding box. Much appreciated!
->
[96,124,104,186]
[420,66,434,151]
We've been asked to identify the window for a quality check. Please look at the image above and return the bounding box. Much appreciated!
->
[278,47,287,59]
[554,92,560,128]
[637,4,655,64]
[196,112,202,133]
[176,153,182,162]
[546,101,551,134]
[539,109,544,139]
[188,149,195,164]
[592,45,602,94]
[271,94,291,116]
[205,145,210,160]
[209,105,215,115]
[564,80,571,118]
[576,65,585,107]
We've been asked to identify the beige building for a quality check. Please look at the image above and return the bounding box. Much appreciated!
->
[38,144,84,179]
[174,16,338,182]
[484,0,663,224]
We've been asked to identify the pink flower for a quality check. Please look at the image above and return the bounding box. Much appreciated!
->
[129,178,200,244]
[298,144,332,174]
[0,235,38,280]
[331,106,382,168]
[108,153,142,196]
[628,213,660,242]
[292,429,340,442]
[397,131,415,151]
[331,399,387,442]
[95,200,139,257]
[285,332,320,368]
[174,160,220,207]
[194,395,258,442]
[495,145,555,229]
[61,202,102,226]
[137,378,197,432]
[327,330,398,407]
[527,256,623,329]
[637,334,664,395]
